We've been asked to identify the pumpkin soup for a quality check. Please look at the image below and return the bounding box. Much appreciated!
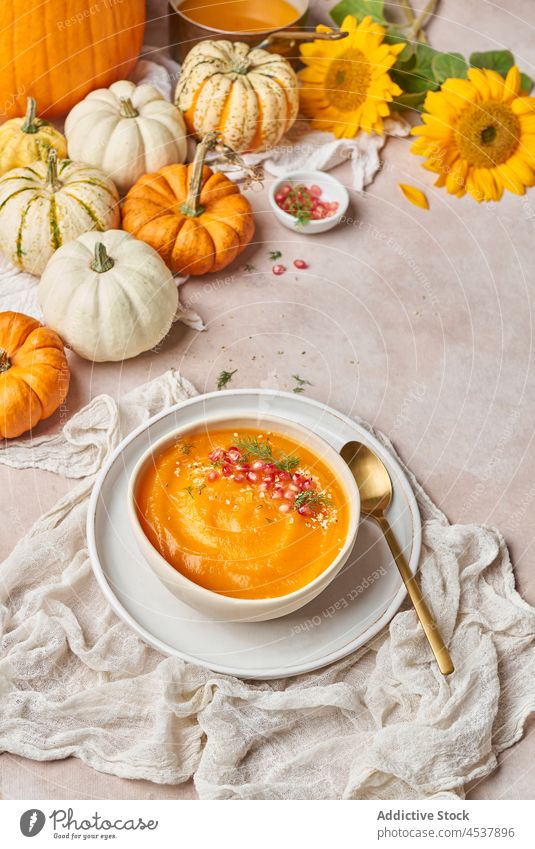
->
[178,0,299,32]
[135,428,350,599]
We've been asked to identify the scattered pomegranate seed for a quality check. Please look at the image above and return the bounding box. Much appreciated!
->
[292,473,303,485]
[298,504,313,516]
[263,473,275,484]
[227,447,241,463]
[209,448,225,463]
[259,482,270,492]
[301,478,314,491]
[235,462,250,471]
[277,470,291,482]
[252,460,265,471]
[293,259,308,269]
[264,463,276,473]
[272,264,286,276]
[233,473,245,483]
[271,487,283,500]
[206,470,219,482]
[246,471,258,482]
[221,464,233,477]
[284,489,297,501]
[279,503,291,513]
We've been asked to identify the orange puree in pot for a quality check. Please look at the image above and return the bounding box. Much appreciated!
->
[135,428,350,599]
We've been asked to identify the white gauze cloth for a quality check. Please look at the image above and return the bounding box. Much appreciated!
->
[1,369,534,799]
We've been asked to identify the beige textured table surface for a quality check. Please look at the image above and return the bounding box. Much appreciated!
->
[1,0,535,801]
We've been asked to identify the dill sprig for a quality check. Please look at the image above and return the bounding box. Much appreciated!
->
[217,368,237,390]
[235,435,299,472]
[294,489,332,512]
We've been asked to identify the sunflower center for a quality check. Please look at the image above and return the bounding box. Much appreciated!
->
[455,100,521,167]
[325,49,372,111]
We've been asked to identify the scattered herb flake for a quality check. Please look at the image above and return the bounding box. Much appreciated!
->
[183,485,194,499]
[244,263,256,272]
[217,368,237,390]
[269,250,282,261]
[292,374,313,394]
[181,442,193,455]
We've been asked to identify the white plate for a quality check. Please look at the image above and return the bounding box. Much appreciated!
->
[87,390,421,680]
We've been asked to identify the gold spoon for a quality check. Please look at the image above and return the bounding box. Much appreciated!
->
[341,441,454,676]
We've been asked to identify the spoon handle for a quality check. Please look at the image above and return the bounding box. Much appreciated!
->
[376,515,454,676]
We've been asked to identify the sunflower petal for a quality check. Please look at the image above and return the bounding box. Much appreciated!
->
[398,184,429,209]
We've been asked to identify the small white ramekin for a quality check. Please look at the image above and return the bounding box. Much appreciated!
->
[128,413,359,622]
[269,170,350,235]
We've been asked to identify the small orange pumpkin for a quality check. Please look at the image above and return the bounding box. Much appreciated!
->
[0,311,70,439]
[122,132,255,276]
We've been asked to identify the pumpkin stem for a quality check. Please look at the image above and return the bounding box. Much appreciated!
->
[21,97,39,134]
[91,242,115,273]
[180,131,220,218]
[0,348,11,373]
[119,97,139,119]
[45,148,61,191]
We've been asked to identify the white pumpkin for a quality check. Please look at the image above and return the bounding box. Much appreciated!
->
[175,40,299,153]
[65,81,188,194]
[38,230,178,363]
[0,150,120,275]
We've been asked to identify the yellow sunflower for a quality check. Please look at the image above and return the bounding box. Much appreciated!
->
[411,66,535,201]
[298,15,405,138]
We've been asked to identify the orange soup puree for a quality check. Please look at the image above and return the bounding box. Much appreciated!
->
[135,428,350,599]
[179,0,299,32]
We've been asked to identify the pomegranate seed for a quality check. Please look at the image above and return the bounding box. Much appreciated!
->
[227,447,241,463]
[298,505,313,516]
[252,460,265,471]
[272,264,286,276]
[235,462,250,471]
[246,471,258,483]
[209,448,225,463]
[293,259,308,270]
[301,479,314,491]
[264,463,276,473]
[263,473,275,484]
[221,464,233,477]
[259,482,270,492]
[279,503,291,513]
[292,473,303,484]
[277,470,291,482]
[287,483,299,492]
[234,473,245,483]
[206,470,219,482]
[271,487,283,500]
[284,489,297,501]
[310,184,322,197]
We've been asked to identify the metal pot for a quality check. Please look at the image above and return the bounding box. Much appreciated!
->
[168,0,310,62]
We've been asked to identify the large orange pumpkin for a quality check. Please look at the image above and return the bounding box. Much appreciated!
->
[0,312,70,439]
[122,132,255,276]
[0,1,145,120]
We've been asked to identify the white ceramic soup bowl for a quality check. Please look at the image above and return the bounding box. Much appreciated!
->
[128,413,360,622]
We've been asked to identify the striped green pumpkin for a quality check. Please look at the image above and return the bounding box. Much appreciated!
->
[0,150,120,275]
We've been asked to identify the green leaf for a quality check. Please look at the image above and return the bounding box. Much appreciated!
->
[330,0,386,26]
[391,43,438,95]
[432,52,469,83]
[392,90,431,112]
[469,49,514,75]
[521,72,533,93]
